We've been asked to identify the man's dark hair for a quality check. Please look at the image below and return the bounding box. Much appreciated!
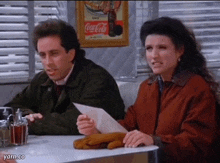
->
[32,18,85,62]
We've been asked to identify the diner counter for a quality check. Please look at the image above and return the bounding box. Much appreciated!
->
[1,135,159,163]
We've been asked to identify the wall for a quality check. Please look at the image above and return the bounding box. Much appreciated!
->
[0,83,28,106]
[68,1,137,80]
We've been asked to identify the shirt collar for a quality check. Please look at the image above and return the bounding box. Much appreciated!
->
[41,64,74,87]
[148,70,194,86]
[55,64,74,85]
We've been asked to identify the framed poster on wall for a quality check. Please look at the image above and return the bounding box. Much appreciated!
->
[76,1,129,48]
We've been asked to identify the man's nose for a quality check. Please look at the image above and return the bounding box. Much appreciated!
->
[44,55,53,65]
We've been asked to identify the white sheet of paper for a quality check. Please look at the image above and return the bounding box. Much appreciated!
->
[73,102,128,133]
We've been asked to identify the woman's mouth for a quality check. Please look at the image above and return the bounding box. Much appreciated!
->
[152,61,162,66]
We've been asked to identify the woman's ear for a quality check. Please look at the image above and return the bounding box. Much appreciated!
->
[177,45,184,58]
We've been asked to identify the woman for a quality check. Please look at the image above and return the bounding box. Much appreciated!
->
[77,17,219,163]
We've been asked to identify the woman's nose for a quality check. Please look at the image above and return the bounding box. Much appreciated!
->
[147,49,159,58]
[151,49,159,58]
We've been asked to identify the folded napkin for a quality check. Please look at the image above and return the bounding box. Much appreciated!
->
[74,132,126,149]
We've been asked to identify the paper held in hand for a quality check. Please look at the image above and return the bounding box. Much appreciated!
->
[73,102,128,134]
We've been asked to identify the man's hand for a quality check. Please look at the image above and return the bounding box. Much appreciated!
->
[25,113,43,124]
[123,130,154,148]
[76,114,99,135]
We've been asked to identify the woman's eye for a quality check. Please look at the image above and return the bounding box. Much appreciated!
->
[159,46,167,50]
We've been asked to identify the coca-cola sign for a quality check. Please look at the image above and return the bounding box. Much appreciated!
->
[85,21,108,35]
[76,1,129,47]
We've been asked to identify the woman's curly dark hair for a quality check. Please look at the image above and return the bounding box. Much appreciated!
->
[140,16,219,100]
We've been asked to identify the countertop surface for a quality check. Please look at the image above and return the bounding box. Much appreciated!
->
[1,135,158,163]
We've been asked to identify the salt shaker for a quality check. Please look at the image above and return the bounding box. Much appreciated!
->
[0,107,13,148]
[0,119,10,147]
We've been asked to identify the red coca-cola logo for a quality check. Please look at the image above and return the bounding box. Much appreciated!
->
[85,22,108,35]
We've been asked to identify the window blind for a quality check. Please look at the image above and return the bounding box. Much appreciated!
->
[0,1,29,83]
[137,1,220,81]
[159,1,220,79]
[0,1,67,83]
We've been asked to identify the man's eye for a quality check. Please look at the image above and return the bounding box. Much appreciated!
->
[39,53,45,58]
[51,52,59,56]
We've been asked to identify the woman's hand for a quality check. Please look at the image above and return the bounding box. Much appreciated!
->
[76,114,99,135]
[123,130,154,148]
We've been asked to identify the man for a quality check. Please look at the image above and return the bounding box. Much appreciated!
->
[5,19,125,135]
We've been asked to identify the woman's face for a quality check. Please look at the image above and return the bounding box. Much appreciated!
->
[145,34,184,81]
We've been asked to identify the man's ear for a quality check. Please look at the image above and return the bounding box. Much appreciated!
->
[68,49,76,62]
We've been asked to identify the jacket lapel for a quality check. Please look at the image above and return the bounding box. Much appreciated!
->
[40,85,56,114]
[55,89,67,108]
[146,81,160,134]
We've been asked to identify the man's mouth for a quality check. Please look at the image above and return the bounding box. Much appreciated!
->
[46,69,57,75]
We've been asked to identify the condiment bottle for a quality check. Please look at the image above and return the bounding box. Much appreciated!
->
[10,109,28,145]
[108,1,116,37]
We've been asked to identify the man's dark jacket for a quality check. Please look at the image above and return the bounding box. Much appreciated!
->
[5,58,125,135]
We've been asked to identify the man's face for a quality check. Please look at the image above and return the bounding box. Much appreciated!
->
[37,35,75,81]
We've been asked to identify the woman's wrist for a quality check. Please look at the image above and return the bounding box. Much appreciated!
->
[150,135,165,148]
[92,128,100,134]
[149,135,154,145]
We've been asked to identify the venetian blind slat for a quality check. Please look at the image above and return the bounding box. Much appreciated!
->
[34,7,58,15]
[0,16,28,22]
[0,55,28,63]
[0,24,28,31]
[0,40,28,47]
[0,63,28,72]
[0,47,28,55]
[0,1,27,6]
[0,72,28,80]
[0,32,28,39]
[0,71,29,83]
[35,15,58,22]
[35,63,43,70]
[35,1,58,7]
[0,7,28,14]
